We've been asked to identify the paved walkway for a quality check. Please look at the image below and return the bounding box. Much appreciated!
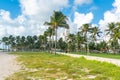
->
[0,52,20,80]
[58,53,120,66]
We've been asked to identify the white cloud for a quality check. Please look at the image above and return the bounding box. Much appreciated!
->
[89,6,98,11]
[73,12,94,29]
[0,25,6,37]
[0,9,43,37]
[75,0,93,6]
[0,10,12,22]
[112,0,120,13]
[0,0,69,39]
[20,0,69,16]
[6,26,25,36]
[98,0,120,42]
[0,10,26,36]
[68,18,77,33]
[20,0,69,22]
[15,15,26,24]
[20,0,39,16]
[99,0,120,32]
[19,0,69,35]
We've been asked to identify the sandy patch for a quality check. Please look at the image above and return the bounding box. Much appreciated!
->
[0,52,20,80]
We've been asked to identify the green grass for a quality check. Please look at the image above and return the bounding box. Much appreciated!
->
[71,52,120,59]
[6,52,120,80]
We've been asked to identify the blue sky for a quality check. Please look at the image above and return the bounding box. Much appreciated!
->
[0,0,21,18]
[62,0,114,24]
[0,0,120,39]
[0,0,114,23]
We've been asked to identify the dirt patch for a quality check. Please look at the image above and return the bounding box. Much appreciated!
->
[0,52,20,80]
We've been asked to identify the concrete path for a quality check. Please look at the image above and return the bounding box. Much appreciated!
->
[0,52,20,80]
[59,53,120,66]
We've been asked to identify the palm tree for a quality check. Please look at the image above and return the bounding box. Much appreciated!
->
[26,36,35,50]
[44,11,69,54]
[76,31,85,52]
[116,23,120,53]
[67,34,76,52]
[90,26,102,52]
[96,40,108,53]
[2,36,9,51]
[116,22,120,40]
[39,35,46,51]
[20,36,26,51]
[16,36,21,51]
[44,27,55,52]
[90,26,102,41]
[81,23,91,54]
[105,22,120,53]
[58,38,67,52]
[43,31,48,51]
[113,23,120,53]
[8,35,15,51]
[33,35,38,49]
[106,23,116,38]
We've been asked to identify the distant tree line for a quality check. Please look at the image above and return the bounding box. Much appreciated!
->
[2,35,46,51]
[1,11,120,54]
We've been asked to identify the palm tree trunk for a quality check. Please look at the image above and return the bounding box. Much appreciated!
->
[85,33,89,55]
[76,36,79,52]
[87,38,90,54]
[87,41,89,54]
[3,43,4,52]
[49,36,51,53]
[85,33,87,53]
[51,31,54,53]
[80,43,82,52]
[44,38,46,51]
[55,28,57,54]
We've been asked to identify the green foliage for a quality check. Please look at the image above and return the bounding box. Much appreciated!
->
[105,22,120,53]
[67,34,76,52]
[1,22,120,54]
[6,52,120,80]
[58,38,67,51]
[44,11,69,54]
[96,41,108,52]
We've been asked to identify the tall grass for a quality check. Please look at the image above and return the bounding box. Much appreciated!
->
[6,52,120,80]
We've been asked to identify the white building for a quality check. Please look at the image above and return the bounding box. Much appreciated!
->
[61,29,69,42]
